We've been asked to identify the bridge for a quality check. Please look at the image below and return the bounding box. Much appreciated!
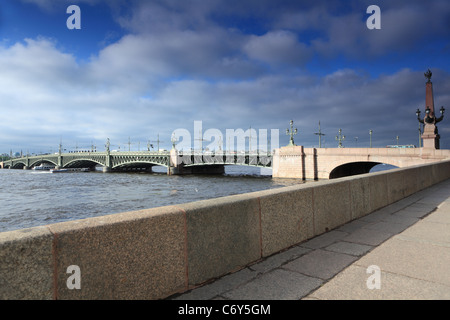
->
[0,149,273,175]
[272,146,450,179]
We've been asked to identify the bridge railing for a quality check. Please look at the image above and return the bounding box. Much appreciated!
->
[176,151,272,167]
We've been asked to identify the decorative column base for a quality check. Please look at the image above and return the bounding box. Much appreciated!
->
[422,124,440,149]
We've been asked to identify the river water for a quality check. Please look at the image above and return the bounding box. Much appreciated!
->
[0,163,396,233]
[0,166,306,232]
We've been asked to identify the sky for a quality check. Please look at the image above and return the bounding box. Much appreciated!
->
[0,0,450,155]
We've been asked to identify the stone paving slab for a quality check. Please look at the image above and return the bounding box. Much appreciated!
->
[362,220,416,234]
[324,241,373,257]
[395,208,435,219]
[306,265,450,300]
[174,268,258,300]
[248,246,311,274]
[299,230,348,249]
[222,269,323,300]
[354,237,450,286]
[341,227,395,246]
[282,249,358,280]
[397,221,450,246]
[335,219,372,233]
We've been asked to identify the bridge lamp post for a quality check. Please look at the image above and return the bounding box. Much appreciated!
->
[416,108,422,148]
[314,121,325,148]
[369,130,373,148]
[418,123,422,148]
[286,120,298,146]
[336,129,345,148]
[171,133,178,150]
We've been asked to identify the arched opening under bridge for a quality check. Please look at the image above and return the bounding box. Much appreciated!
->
[329,162,399,179]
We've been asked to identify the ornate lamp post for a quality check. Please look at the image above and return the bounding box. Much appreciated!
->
[418,124,422,148]
[105,138,110,154]
[336,129,345,148]
[171,132,178,150]
[416,69,445,149]
[286,120,298,146]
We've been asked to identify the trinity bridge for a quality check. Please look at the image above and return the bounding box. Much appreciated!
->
[1,69,449,179]
[0,150,272,175]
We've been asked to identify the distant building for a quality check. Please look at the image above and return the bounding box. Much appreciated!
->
[386,145,416,148]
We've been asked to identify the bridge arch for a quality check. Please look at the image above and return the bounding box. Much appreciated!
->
[64,158,105,169]
[112,161,169,171]
[329,161,384,179]
[11,161,27,169]
[328,159,404,179]
[29,159,58,168]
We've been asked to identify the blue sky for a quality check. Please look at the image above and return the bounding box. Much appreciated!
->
[1,0,450,155]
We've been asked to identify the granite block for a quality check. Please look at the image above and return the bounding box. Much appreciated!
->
[0,226,54,300]
[49,206,187,300]
[258,186,314,257]
[312,181,352,235]
[179,194,261,286]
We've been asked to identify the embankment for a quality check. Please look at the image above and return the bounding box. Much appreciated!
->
[1,160,449,299]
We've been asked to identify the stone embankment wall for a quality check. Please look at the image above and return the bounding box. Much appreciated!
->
[1,160,450,299]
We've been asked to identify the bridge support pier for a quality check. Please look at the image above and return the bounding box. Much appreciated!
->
[168,148,225,175]
[168,163,225,175]
[168,148,182,175]
[272,146,317,180]
[272,146,304,179]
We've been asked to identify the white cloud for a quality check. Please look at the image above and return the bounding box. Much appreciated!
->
[244,30,312,67]
[2,1,450,153]
[1,34,449,152]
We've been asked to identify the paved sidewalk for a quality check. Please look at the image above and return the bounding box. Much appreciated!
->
[172,178,450,300]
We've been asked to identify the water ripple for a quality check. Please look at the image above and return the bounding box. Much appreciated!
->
[0,167,303,232]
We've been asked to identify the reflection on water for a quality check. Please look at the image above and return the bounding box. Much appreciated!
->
[0,166,304,232]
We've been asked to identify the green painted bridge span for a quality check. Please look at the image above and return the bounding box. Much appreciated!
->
[2,150,272,174]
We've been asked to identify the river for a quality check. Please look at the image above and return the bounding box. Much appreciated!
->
[0,163,396,233]
[0,166,305,232]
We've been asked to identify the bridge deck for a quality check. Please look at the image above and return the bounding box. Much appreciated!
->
[1,150,273,171]
[3,147,450,178]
